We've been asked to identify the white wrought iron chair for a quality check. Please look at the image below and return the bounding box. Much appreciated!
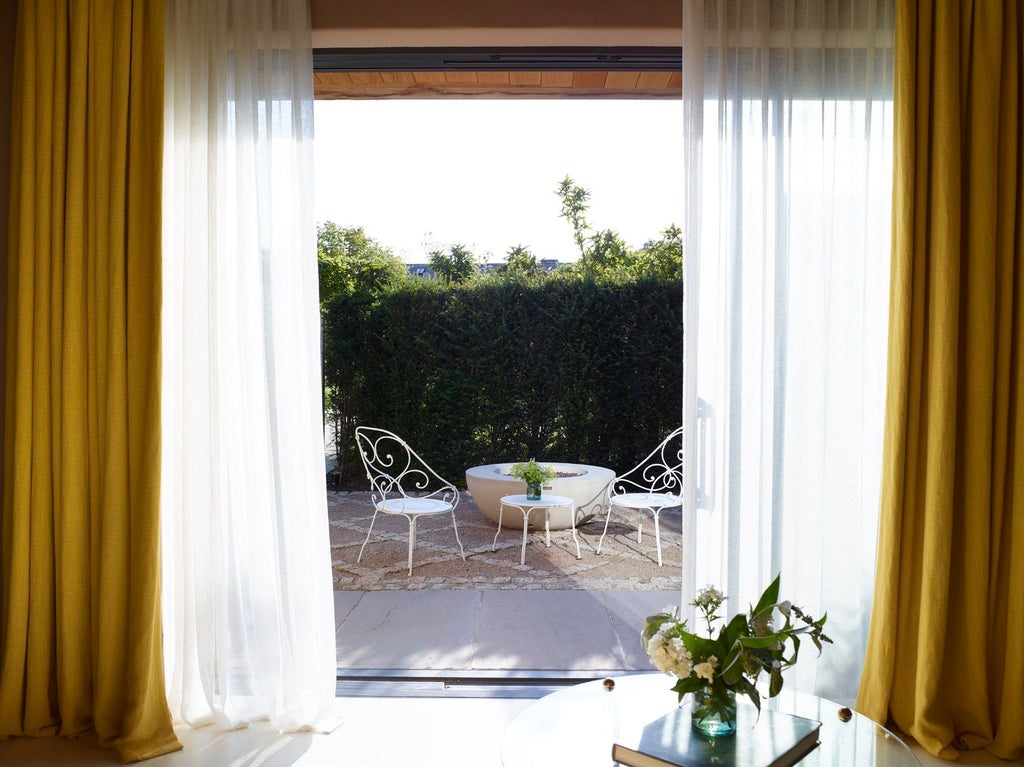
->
[354,426,466,575]
[596,426,684,567]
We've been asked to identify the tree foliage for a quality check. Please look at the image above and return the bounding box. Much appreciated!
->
[635,225,683,281]
[556,175,591,266]
[317,222,408,475]
[554,176,682,282]
[318,177,684,485]
[324,275,683,485]
[500,244,542,277]
[428,243,481,284]
[317,222,408,310]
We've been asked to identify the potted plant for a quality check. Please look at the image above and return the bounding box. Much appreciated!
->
[642,575,832,737]
[509,459,557,500]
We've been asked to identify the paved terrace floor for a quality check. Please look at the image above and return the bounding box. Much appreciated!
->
[329,490,684,686]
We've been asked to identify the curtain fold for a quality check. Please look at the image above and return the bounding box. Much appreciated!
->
[856,1,1024,760]
[161,0,337,731]
[0,0,181,760]
[681,0,895,704]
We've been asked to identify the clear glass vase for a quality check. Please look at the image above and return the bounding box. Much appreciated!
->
[690,687,737,737]
[526,481,542,500]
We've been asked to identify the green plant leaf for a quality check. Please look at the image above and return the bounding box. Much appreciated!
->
[737,634,783,650]
[641,613,673,646]
[722,613,749,648]
[753,573,781,615]
[680,632,723,661]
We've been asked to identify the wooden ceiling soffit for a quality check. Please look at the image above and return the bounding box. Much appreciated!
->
[312,47,682,99]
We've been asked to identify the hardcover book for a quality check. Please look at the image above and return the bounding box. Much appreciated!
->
[612,703,821,767]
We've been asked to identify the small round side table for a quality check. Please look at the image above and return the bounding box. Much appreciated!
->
[493,494,581,564]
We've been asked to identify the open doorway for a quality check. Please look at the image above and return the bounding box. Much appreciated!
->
[315,52,685,692]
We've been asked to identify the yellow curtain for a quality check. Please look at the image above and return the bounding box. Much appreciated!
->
[0,0,181,760]
[857,0,1023,761]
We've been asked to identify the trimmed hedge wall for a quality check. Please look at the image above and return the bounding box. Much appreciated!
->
[323,277,683,486]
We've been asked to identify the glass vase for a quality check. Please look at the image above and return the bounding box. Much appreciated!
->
[690,687,737,737]
[526,481,542,500]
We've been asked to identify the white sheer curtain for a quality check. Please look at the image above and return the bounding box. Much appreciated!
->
[681,0,894,704]
[161,0,337,730]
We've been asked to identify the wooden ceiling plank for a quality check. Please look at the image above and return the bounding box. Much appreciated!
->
[475,71,511,85]
[348,72,385,85]
[444,71,479,84]
[637,71,673,88]
[571,71,607,89]
[413,71,448,85]
[604,71,641,89]
[667,71,683,88]
[509,71,542,85]
[541,71,575,87]
[316,71,356,87]
[381,71,417,84]
[312,85,681,100]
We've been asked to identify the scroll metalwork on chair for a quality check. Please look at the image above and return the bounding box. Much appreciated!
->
[597,426,684,567]
[354,426,466,575]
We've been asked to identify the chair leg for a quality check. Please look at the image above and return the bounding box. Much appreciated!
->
[357,509,381,563]
[596,504,613,554]
[569,503,581,560]
[450,511,466,561]
[653,510,663,567]
[407,516,417,576]
[492,505,505,552]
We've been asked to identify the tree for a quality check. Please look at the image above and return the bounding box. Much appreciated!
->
[635,225,683,281]
[428,243,480,284]
[588,229,631,273]
[555,176,682,282]
[556,175,592,269]
[317,222,407,311]
[317,221,407,479]
[500,244,542,277]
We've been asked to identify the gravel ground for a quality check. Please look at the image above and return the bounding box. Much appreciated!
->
[329,490,683,591]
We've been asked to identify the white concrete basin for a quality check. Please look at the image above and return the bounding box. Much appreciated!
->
[465,462,614,530]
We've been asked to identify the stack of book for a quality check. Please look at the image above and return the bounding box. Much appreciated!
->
[612,704,821,767]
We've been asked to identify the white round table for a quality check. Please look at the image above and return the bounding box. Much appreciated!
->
[500,673,922,767]
[466,463,614,529]
[492,494,581,564]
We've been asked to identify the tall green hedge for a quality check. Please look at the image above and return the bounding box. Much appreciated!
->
[323,276,683,485]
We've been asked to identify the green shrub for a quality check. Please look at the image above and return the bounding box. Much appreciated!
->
[323,275,683,485]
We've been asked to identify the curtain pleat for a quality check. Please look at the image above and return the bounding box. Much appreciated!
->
[0,0,180,760]
[856,1,1024,760]
[161,0,337,732]
[681,0,895,704]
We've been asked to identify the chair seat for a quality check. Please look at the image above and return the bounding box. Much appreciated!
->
[377,497,453,515]
[609,492,682,510]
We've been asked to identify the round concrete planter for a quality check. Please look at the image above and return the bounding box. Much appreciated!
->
[465,462,614,530]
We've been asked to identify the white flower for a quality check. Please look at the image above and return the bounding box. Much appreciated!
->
[693,655,719,682]
[698,585,724,602]
[646,629,694,678]
[777,600,792,618]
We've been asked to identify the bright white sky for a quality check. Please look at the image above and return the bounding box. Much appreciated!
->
[313,99,683,263]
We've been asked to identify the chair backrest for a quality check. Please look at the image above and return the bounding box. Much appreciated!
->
[608,426,684,498]
[354,426,458,506]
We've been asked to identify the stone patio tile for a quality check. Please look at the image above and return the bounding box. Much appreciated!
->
[336,590,480,669]
[597,590,682,670]
[471,590,623,671]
